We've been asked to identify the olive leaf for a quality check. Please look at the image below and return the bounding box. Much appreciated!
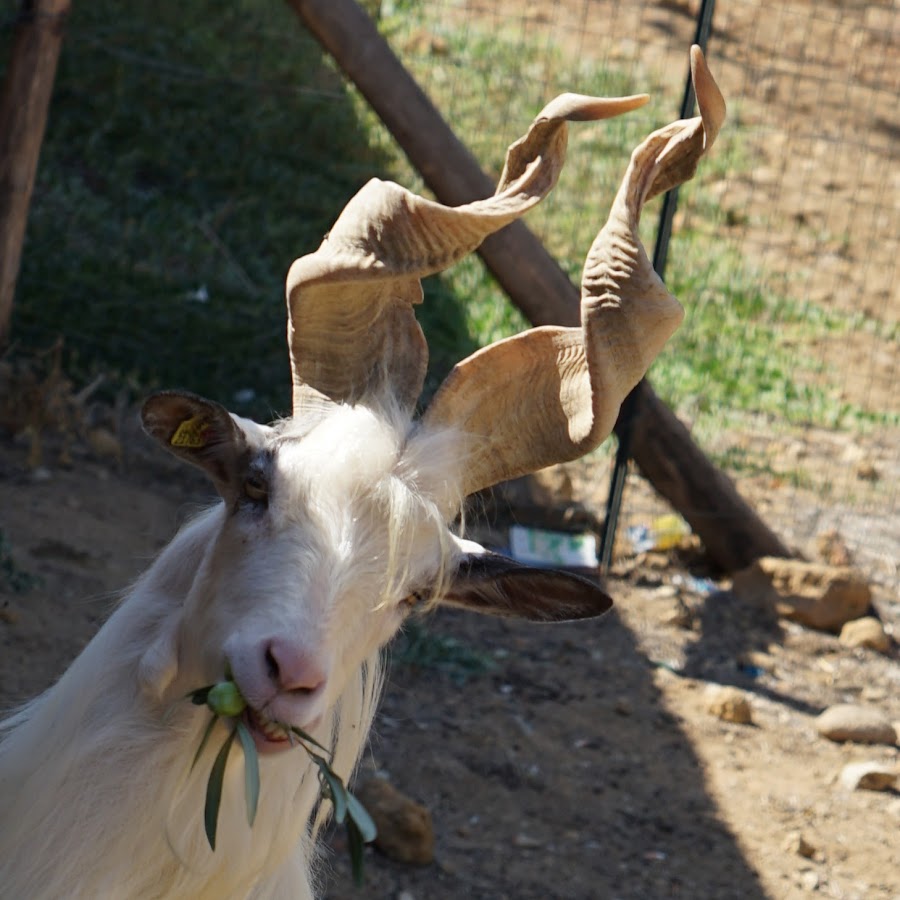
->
[346,791,377,843]
[191,714,219,772]
[204,727,237,851]
[235,720,260,828]
[184,679,377,882]
[347,815,366,886]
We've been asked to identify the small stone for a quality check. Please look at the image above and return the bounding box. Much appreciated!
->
[397,892,416,900]
[0,607,20,625]
[660,595,692,628]
[854,458,880,481]
[800,870,820,892]
[355,778,434,865]
[513,833,542,848]
[731,558,871,632]
[738,650,777,674]
[784,830,817,859]
[815,704,897,745]
[706,685,753,724]
[86,426,123,462]
[839,617,890,654]
[839,761,897,792]
[815,529,853,567]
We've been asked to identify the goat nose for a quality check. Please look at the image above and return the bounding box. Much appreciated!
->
[264,638,327,695]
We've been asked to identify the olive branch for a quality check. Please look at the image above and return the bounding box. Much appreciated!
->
[185,681,377,884]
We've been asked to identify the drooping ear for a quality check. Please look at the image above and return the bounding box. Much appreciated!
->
[442,538,613,622]
[141,391,265,500]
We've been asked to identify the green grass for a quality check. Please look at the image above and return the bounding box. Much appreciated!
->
[394,618,495,684]
[5,1,420,417]
[3,1,892,436]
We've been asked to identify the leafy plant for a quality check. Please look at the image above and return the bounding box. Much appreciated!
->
[184,680,377,884]
[394,619,495,683]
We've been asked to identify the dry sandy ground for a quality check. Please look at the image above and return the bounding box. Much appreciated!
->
[1,429,898,900]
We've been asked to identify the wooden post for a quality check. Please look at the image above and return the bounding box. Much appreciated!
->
[285,0,577,329]
[0,0,70,342]
[287,0,791,571]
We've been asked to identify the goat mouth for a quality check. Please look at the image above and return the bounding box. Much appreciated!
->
[244,707,291,753]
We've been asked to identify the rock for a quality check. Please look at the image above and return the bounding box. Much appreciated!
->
[839,616,891,653]
[738,650,777,675]
[799,869,820,892]
[839,761,897,792]
[86,426,123,463]
[784,831,817,859]
[512,833,542,848]
[815,704,897,745]
[854,458,880,481]
[731,558,871,632]
[706,685,753,725]
[355,778,435,865]
[815,529,853,567]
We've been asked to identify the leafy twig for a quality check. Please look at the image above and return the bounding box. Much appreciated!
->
[184,681,376,882]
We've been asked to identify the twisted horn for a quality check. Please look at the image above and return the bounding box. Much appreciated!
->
[285,94,649,416]
[422,47,726,497]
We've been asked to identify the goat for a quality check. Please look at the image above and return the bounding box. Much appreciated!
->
[0,47,724,900]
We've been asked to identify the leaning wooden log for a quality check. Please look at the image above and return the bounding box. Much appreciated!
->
[287,0,791,572]
[0,0,71,341]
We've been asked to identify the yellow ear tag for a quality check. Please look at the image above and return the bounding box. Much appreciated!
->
[170,415,209,448]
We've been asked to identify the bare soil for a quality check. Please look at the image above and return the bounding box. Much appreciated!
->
[1,421,898,900]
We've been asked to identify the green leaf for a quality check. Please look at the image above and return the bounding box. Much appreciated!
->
[346,791,378,843]
[235,720,260,828]
[191,714,219,772]
[287,724,330,755]
[313,757,348,825]
[204,728,237,851]
[347,817,366,886]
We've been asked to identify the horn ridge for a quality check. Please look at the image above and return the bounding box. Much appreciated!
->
[285,91,647,417]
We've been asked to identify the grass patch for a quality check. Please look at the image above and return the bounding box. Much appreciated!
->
[5,1,421,418]
[4,3,888,437]
[394,619,495,684]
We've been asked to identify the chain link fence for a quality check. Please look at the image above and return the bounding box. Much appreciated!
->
[2,0,897,589]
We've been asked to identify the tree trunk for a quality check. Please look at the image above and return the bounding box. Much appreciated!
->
[0,0,71,342]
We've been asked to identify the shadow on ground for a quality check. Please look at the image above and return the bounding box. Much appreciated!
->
[324,604,771,899]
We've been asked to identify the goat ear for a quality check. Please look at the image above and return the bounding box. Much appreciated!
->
[442,539,613,622]
[141,391,261,499]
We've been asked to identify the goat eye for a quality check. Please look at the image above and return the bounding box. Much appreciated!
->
[243,476,268,503]
[402,590,424,609]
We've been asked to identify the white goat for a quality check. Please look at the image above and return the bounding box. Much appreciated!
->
[0,48,724,900]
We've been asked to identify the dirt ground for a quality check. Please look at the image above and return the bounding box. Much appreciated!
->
[2,1,898,898]
[1,419,898,900]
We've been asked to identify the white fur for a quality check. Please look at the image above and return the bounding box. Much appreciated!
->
[0,404,464,899]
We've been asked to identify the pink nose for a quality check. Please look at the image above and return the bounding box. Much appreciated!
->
[264,637,327,695]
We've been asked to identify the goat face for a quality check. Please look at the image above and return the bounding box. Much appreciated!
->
[141,393,467,750]
[141,390,613,752]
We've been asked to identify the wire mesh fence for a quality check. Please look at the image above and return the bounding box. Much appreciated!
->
[2,0,897,589]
